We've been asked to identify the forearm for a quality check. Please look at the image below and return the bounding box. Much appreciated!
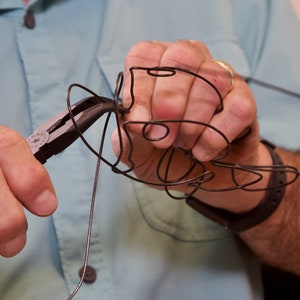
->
[240,148,300,275]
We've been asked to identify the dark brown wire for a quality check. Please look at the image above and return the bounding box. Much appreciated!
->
[65,66,300,298]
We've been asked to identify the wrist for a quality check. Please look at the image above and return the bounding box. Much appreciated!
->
[186,140,287,232]
[229,140,273,214]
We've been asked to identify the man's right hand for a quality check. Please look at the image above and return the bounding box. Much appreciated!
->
[0,125,57,257]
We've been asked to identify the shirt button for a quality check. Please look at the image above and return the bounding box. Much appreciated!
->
[79,265,97,284]
[24,10,36,29]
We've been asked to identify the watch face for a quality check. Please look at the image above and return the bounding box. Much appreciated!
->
[27,131,50,153]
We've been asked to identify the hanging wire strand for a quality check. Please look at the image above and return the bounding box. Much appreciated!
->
[66,73,124,299]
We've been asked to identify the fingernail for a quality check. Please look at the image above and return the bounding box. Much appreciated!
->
[34,190,57,216]
[193,145,212,161]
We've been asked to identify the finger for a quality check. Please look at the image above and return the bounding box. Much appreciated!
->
[0,233,27,258]
[175,58,236,150]
[149,40,210,147]
[192,74,257,161]
[0,126,57,216]
[0,168,28,257]
[122,41,169,128]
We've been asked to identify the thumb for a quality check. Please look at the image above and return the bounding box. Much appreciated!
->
[0,126,57,216]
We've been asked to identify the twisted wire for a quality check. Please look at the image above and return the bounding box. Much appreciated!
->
[65,66,300,298]
[67,66,300,198]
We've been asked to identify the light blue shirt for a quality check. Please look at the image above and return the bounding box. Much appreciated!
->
[1,0,300,299]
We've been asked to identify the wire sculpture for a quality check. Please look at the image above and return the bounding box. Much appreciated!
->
[65,66,300,299]
[67,66,299,195]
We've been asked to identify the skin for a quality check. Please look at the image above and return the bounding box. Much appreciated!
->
[1,40,300,275]
[0,127,57,257]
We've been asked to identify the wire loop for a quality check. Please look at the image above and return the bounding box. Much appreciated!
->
[66,66,300,198]
[65,65,300,298]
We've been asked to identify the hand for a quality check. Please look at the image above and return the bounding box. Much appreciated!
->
[112,40,272,213]
[0,125,57,257]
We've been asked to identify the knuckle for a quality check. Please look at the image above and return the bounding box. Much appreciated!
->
[25,163,47,180]
[13,164,50,197]
[162,41,205,69]
[0,233,27,257]
[190,40,210,53]
[127,41,166,65]
[0,126,25,154]
[230,94,256,125]
[0,206,27,244]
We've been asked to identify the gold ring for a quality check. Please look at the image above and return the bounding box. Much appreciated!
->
[213,59,234,89]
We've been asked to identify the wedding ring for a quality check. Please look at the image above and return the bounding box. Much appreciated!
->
[213,59,234,90]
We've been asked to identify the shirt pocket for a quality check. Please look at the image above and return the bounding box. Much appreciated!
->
[133,181,230,242]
